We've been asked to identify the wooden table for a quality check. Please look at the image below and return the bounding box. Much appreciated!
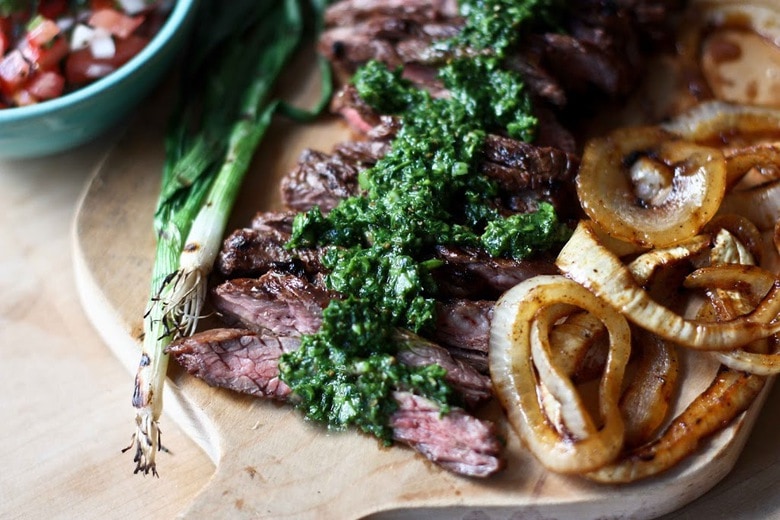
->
[2,114,780,520]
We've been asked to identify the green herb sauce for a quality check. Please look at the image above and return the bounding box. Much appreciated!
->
[279,0,570,442]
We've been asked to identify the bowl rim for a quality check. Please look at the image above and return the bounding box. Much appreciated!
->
[0,0,196,122]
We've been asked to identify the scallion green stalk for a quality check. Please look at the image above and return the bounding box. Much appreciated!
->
[125,0,331,476]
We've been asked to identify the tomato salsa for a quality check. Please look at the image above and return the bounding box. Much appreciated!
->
[0,0,172,108]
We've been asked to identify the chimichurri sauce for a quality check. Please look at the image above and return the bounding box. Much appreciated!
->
[279,0,570,442]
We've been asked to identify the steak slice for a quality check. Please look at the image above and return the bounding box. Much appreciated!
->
[280,148,362,213]
[432,299,493,373]
[390,391,503,478]
[432,244,559,300]
[210,270,493,406]
[216,214,326,280]
[167,328,298,400]
[324,0,460,27]
[480,133,579,189]
[394,329,493,406]
[167,328,503,477]
[212,273,333,337]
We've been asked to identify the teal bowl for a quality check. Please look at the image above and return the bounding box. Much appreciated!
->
[0,0,198,159]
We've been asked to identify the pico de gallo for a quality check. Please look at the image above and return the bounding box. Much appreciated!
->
[0,0,172,108]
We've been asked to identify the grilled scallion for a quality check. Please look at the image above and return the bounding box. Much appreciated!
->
[125,0,331,476]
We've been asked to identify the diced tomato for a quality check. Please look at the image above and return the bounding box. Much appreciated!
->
[65,34,148,85]
[26,16,60,47]
[89,9,145,39]
[19,36,69,70]
[37,0,69,20]
[0,50,31,97]
[90,0,118,10]
[0,30,8,57]
[0,17,11,55]
[26,70,65,100]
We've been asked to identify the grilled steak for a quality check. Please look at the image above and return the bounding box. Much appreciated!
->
[212,273,333,336]
[433,299,493,372]
[432,244,559,300]
[320,0,461,84]
[216,213,326,279]
[277,123,581,223]
[167,328,298,400]
[280,148,362,213]
[390,391,503,477]
[167,328,503,477]
[210,270,493,406]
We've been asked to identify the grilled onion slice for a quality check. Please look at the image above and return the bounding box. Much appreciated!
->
[662,101,780,145]
[576,126,726,248]
[619,331,679,449]
[585,368,765,484]
[490,275,630,474]
[556,221,780,350]
[719,180,780,231]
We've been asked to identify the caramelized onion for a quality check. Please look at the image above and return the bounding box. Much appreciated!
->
[723,144,780,188]
[556,221,780,350]
[619,332,679,449]
[704,214,764,264]
[686,263,780,374]
[576,126,726,248]
[548,311,607,379]
[627,234,712,286]
[489,275,630,474]
[494,98,780,481]
[585,369,765,483]
[662,100,780,145]
[719,179,780,231]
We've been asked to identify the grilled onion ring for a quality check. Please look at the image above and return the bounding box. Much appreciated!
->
[576,126,726,248]
[686,264,780,374]
[704,215,764,265]
[723,145,780,189]
[556,221,780,350]
[489,275,630,474]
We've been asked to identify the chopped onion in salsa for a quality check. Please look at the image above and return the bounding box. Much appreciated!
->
[0,0,172,108]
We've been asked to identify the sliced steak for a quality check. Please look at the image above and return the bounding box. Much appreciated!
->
[166,328,503,477]
[320,0,462,83]
[210,270,493,405]
[332,139,390,166]
[390,391,503,478]
[432,299,493,367]
[216,226,326,279]
[394,329,492,406]
[167,328,297,400]
[280,148,362,213]
[428,299,499,373]
[324,0,460,27]
[432,244,559,300]
[480,133,579,190]
[212,273,333,337]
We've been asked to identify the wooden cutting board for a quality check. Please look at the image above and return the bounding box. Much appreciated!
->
[72,11,780,518]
